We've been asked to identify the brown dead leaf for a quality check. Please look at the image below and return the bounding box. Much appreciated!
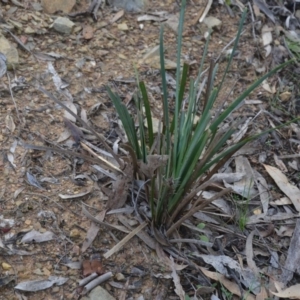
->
[82,260,103,276]
[82,25,94,40]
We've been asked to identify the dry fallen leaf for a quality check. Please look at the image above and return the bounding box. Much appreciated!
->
[170,256,185,300]
[81,210,106,253]
[63,101,77,123]
[110,10,124,23]
[270,283,300,299]
[15,276,68,292]
[264,164,300,212]
[199,267,255,300]
[245,231,259,276]
[82,260,103,276]
[5,115,15,133]
[274,154,288,172]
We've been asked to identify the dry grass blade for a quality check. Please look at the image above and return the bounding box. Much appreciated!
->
[82,205,129,233]
[103,222,147,259]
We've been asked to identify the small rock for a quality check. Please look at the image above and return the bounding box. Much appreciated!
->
[81,286,116,300]
[8,19,23,29]
[280,91,291,102]
[25,219,32,225]
[0,35,19,70]
[117,23,129,31]
[203,16,222,29]
[43,267,51,276]
[108,0,147,12]
[115,273,125,281]
[42,0,76,14]
[52,286,60,293]
[33,268,43,275]
[24,26,36,34]
[2,262,12,270]
[118,53,127,59]
[53,17,74,34]
[70,228,80,238]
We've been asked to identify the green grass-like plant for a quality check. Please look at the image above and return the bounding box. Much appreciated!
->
[107,0,290,236]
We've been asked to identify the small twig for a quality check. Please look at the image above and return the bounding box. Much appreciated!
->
[169,238,213,247]
[131,179,150,223]
[215,30,246,63]
[7,73,22,124]
[167,188,231,237]
[103,222,147,259]
[82,272,113,294]
[80,142,123,174]
[278,154,300,159]
[82,205,130,233]
[247,1,257,42]
[79,273,98,287]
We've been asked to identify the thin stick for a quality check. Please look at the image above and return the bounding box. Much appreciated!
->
[7,73,22,124]
[82,272,113,294]
[80,142,123,174]
[248,1,257,42]
[103,222,147,259]
[79,273,98,287]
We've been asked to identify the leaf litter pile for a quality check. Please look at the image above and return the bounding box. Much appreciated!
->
[1,0,300,299]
